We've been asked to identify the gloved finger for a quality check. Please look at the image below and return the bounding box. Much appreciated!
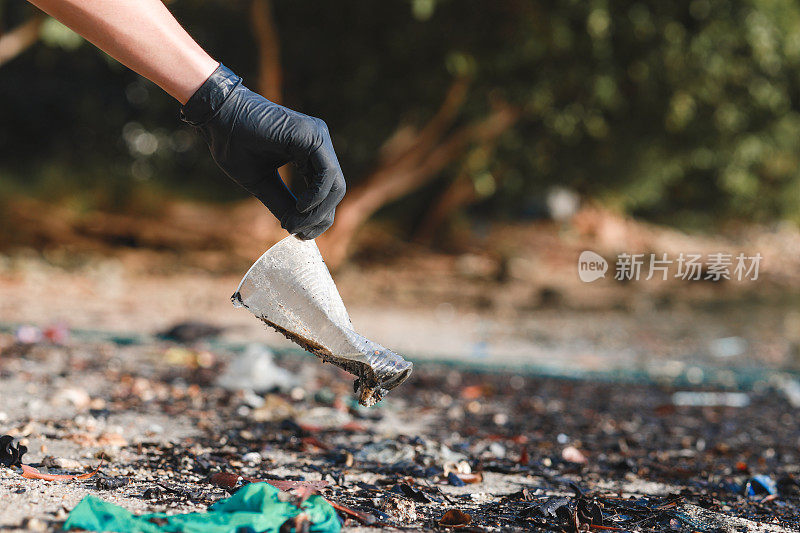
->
[295,211,335,240]
[243,169,297,223]
[283,183,342,236]
[296,169,335,214]
[295,135,344,213]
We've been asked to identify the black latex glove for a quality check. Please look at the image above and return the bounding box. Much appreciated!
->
[180,64,345,240]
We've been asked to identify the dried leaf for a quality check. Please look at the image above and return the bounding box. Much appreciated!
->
[438,508,472,527]
[21,463,100,481]
[209,472,242,489]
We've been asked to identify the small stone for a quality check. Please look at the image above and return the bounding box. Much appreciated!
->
[489,442,506,459]
[51,387,91,409]
[22,518,46,531]
[241,452,261,464]
[42,456,82,470]
[562,445,588,464]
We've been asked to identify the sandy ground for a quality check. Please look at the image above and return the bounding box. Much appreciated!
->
[1,336,799,532]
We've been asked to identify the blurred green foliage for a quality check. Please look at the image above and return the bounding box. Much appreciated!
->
[1,0,800,227]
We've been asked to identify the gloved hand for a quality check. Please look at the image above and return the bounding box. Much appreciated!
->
[180,64,345,240]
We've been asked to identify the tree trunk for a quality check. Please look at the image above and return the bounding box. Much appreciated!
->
[0,13,45,68]
[250,0,283,103]
[251,0,296,186]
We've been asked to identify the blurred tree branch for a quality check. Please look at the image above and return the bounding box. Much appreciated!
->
[378,76,470,167]
[319,83,518,267]
[250,0,282,103]
[414,140,500,245]
[251,0,294,186]
[0,11,45,68]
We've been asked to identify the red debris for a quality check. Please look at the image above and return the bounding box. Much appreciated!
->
[21,463,101,481]
[209,471,329,493]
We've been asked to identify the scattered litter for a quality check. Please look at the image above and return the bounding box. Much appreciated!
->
[744,475,778,497]
[43,322,70,344]
[63,482,341,532]
[780,378,800,408]
[671,391,750,407]
[15,325,42,344]
[21,463,101,481]
[709,336,747,358]
[355,438,465,465]
[216,344,298,393]
[381,496,417,522]
[4,332,800,531]
[446,472,466,486]
[209,472,329,493]
[0,435,27,466]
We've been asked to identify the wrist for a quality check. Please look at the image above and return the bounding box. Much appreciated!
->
[180,64,242,125]
[173,56,221,105]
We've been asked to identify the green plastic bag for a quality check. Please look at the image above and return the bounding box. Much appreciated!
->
[63,482,341,533]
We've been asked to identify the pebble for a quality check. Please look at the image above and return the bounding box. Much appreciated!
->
[241,452,261,464]
[562,445,588,464]
[42,456,83,470]
[489,442,506,459]
[22,517,46,531]
[51,387,92,409]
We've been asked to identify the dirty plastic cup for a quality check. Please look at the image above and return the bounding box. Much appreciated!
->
[232,236,413,406]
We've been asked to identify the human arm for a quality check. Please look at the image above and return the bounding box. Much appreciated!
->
[27,0,217,103]
[27,0,346,239]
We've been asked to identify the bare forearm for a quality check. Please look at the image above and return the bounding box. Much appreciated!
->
[28,0,218,103]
